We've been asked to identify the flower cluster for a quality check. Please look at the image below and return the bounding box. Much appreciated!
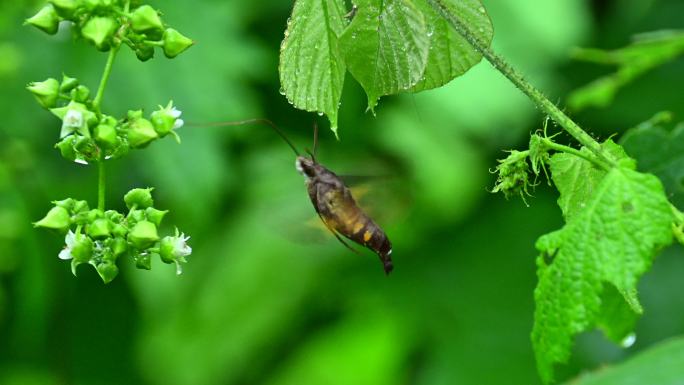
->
[25,0,193,59]
[491,150,533,203]
[35,188,191,283]
[26,1,194,283]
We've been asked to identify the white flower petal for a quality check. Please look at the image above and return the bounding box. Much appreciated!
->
[59,247,73,260]
[170,107,182,119]
[65,230,76,248]
[173,118,184,130]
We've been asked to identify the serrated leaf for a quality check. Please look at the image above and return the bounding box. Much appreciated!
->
[533,167,674,383]
[338,0,429,111]
[409,0,493,92]
[279,0,348,135]
[563,336,684,385]
[620,117,684,210]
[549,140,632,221]
[568,30,684,111]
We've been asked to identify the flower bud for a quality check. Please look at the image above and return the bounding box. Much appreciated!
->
[81,16,117,51]
[162,28,194,58]
[53,198,76,211]
[73,200,89,214]
[145,207,168,227]
[70,85,90,103]
[151,102,182,136]
[86,209,103,222]
[128,220,159,249]
[112,223,127,238]
[104,210,124,223]
[49,0,81,19]
[73,136,98,162]
[130,5,163,34]
[55,136,77,161]
[109,237,128,257]
[94,117,118,148]
[27,78,59,109]
[135,44,155,62]
[26,4,60,35]
[127,209,145,224]
[87,218,110,239]
[95,260,118,283]
[60,74,79,92]
[34,206,70,231]
[124,188,154,209]
[126,116,158,148]
[71,233,93,263]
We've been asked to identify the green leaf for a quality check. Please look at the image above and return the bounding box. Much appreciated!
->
[548,140,633,221]
[338,0,429,112]
[409,0,493,92]
[620,114,684,210]
[563,336,684,385]
[533,166,674,383]
[279,0,348,136]
[567,30,684,111]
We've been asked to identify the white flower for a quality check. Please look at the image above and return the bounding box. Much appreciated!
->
[169,106,182,119]
[173,233,192,275]
[61,109,84,135]
[173,118,184,130]
[59,230,76,260]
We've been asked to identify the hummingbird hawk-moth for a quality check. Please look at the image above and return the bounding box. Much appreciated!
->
[195,119,394,274]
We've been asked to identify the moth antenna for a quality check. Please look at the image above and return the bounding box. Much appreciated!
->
[312,121,319,162]
[188,118,301,156]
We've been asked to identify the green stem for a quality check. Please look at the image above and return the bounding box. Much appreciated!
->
[425,0,618,168]
[540,138,610,170]
[92,46,119,117]
[98,157,106,211]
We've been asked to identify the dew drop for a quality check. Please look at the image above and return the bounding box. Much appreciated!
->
[317,112,324,116]
[279,87,286,95]
[478,6,485,13]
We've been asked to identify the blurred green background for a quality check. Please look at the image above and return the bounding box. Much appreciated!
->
[1,1,684,384]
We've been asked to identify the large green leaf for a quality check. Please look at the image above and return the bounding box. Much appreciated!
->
[548,140,633,221]
[563,336,684,385]
[533,165,674,383]
[338,0,429,112]
[410,0,493,92]
[620,115,684,210]
[279,0,348,134]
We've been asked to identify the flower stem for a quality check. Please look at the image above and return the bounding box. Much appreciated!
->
[98,156,106,211]
[540,137,610,170]
[92,46,119,118]
[425,0,618,168]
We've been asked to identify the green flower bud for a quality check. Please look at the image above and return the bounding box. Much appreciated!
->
[51,101,96,138]
[104,209,124,223]
[81,16,117,51]
[73,136,98,163]
[34,206,70,231]
[26,4,60,35]
[27,78,59,109]
[109,237,128,257]
[53,198,76,211]
[151,101,183,136]
[128,220,159,249]
[94,117,117,148]
[126,116,158,148]
[135,44,155,62]
[70,85,90,103]
[127,209,145,225]
[60,74,79,92]
[145,207,168,227]
[134,252,151,270]
[130,5,163,34]
[112,223,127,238]
[124,188,154,209]
[73,200,89,214]
[55,136,77,161]
[162,28,194,58]
[49,0,81,19]
[86,209,103,222]
[95,260,118,283]
[87,218,110,239]
[70,233,93,263]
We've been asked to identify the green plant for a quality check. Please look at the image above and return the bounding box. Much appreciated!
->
[26,0,194,283]
[278,0,684,383]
